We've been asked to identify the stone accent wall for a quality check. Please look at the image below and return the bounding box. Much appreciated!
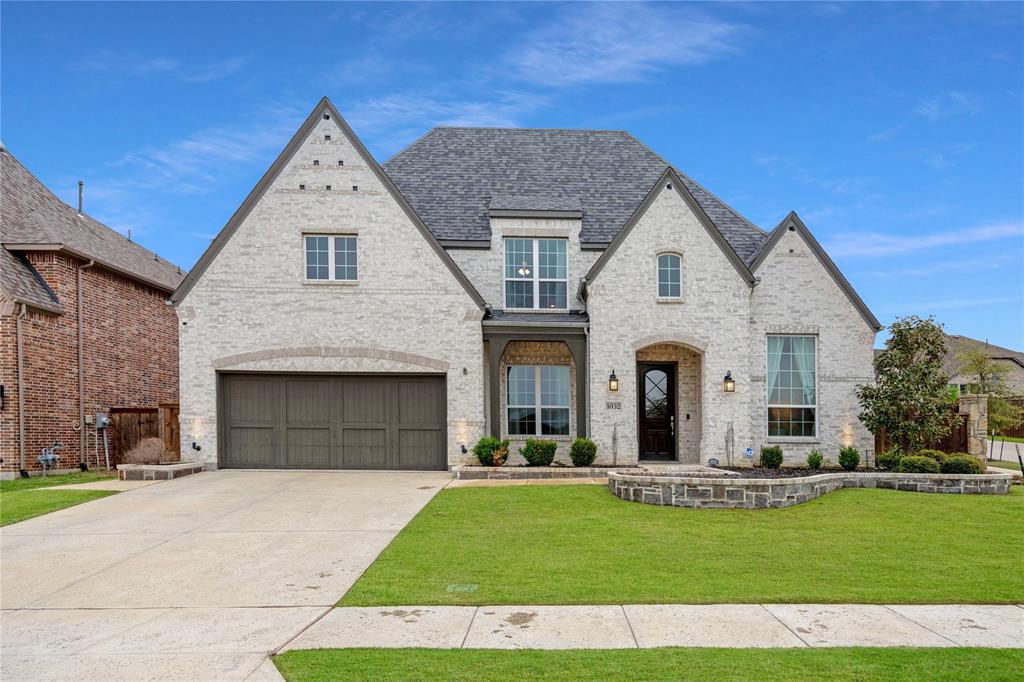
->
[1,252,179,474]
[609,470,1012,509]
[176,111,485,468]
[636,343,702,463]
[447,216,598,312]
[499,340,576,463]
[748,227,877,466]
[586,182,753,466]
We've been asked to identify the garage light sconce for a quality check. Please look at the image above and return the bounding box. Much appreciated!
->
[723,371,736,393]
[608,370,619,392]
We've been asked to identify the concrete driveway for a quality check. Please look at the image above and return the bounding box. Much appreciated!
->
[1,469,450,681]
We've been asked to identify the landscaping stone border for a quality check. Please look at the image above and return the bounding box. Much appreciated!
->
[117,462,205,481]
[608,470,1013,509]
[452,465,635,480]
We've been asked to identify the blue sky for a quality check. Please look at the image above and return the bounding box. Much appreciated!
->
[3,1,1022,348]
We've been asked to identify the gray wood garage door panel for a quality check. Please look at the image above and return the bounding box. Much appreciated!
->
[220,373,446,470]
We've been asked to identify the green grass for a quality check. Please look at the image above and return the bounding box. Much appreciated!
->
[987,459,1022,471]
[273,648,1024,682]
[0,471,118,526]
[990,436,1024,444]
[340,486,1024,606]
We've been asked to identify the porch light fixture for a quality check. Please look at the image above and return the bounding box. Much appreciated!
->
[608,370,619,392]
[723,371,735,393]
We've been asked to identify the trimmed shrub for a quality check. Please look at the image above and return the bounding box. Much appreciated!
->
[569,438,598,467]
[838,446,861,471]
[875,448,903,471]
[897,455,941,474]
[806,449,824,470]
[760,446,784,469]
[472,437,510,467]
[941,454,984,474]
[917,449,948,465]
[521,439,557,467]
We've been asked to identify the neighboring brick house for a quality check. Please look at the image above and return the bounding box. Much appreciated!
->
[0,145,184,477]
[943,334,1024,395]
[175,98,880,470]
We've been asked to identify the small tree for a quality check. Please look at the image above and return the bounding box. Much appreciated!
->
[856,316,953,454]
[956,345,1024,434]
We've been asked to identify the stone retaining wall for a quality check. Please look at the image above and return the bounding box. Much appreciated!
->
[452,465,629,480]
[117,462,204,481]
[608,470,1012,509]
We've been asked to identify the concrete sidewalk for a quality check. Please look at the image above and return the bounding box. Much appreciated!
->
[284,604,1024,651]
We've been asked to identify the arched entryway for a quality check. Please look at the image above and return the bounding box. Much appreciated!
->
[635,342,703,464]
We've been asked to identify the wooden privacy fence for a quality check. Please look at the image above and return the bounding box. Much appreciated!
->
[994,397,1024,439]
[874,409,969,455]
[109,404,180,463]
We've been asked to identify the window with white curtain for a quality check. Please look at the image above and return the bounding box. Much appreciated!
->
[504,238,567,309]
[767,335,817,437]
[507,365,570,436]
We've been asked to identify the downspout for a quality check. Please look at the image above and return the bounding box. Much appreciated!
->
[16,303,27,473]
[77,260,95,465]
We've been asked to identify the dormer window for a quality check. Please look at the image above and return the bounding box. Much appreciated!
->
[504,238,567,309]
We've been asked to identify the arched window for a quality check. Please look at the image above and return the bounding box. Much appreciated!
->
[657,253,681,298]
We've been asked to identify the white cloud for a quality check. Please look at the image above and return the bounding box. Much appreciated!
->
[914,91,980,120]
[882,296,1023,313]
[865,126,904,143]
[924,153,953,170]
[502,3,746,87]
[826,221,1024,257]
[79,50,248,83]
[870,254,1019,278]
[183,57,248,83]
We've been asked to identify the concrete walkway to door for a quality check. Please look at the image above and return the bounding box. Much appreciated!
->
[0,469,450,681]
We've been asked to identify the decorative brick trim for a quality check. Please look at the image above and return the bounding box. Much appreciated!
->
[608,470,1013,509]
[631,332,708,352]
[212,346,450,371]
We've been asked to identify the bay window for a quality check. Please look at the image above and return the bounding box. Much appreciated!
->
[767,335,817,437]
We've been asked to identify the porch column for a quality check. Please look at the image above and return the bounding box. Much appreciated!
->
[566,338,588,438]
[487,336,510,438]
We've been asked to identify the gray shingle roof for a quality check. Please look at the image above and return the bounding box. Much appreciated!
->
[1,147,184,294]
[0,246,61,312]
[943,334,1024,376]
[382,127,765,262]
[489,194,582,214]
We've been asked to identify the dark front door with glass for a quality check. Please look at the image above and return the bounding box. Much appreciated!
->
[638,362,676,460]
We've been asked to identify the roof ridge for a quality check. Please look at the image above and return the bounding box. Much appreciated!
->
[431,125,630,133]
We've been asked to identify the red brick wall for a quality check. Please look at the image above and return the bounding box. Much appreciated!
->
[0,252,179,473]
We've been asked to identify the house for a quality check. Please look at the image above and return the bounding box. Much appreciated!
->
[173,98,880,470]
[0,145,184,477]
[943,334,1024,395]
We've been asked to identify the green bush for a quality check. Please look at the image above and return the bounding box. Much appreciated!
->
[806,449,824,470]
[520,439,557,466]
[569,438,598,467]
[838,446,861,471]
[917,449,948,465]
[760,446,784,469]
[472,437,510,466]
[875,448,903,471]
[897,455,941,474]
[941,454,983,474]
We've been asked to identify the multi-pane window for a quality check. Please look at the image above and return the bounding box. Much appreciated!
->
[504,238,567,309]
[658,253,681,298]
[507,365,570,436]
[767,335,817,437]
[305,235,357,281]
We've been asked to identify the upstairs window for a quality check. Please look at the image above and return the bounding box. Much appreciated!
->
[658,253,681,298]
[767,335,817,437]
[305,235,357,281]
[504,238,567,309]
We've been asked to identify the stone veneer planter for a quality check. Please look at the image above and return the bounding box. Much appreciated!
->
[452,465,633,480]
[117,462,205,481]
[608,470,1013,509]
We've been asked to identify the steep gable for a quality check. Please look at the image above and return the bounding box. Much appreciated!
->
[173,98,484,307]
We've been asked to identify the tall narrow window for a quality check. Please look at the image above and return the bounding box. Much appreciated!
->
[767,335,817,437]
[658,253,681,298]
[507,365,570,436]
[504,238,567,309]
[304,234,358,281]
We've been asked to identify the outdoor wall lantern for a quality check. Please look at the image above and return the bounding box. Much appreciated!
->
[723,371,736,393]
[608,370,619,392]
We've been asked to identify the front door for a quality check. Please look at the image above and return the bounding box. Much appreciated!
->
[638,362,676,460]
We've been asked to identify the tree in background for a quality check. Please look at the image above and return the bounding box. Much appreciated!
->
[956,345,1024,434]
[857,316,953,454]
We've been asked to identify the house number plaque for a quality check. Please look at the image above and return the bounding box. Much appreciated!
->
[606,401,622,410]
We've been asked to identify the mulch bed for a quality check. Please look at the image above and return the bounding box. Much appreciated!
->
[713,467,844,479]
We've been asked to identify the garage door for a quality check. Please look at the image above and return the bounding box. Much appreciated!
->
[219,373,447,470]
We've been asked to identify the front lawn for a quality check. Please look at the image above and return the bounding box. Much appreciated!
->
[0,471,118,526]
[340,485,1024,606]
[988,459,1022,471]
[274,648,1024,682]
